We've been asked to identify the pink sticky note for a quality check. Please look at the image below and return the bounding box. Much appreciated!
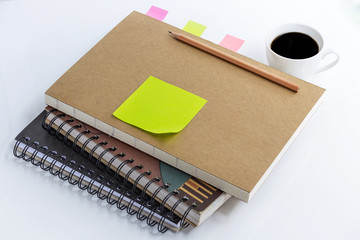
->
[146,6,168,21]
[219,34,245,52]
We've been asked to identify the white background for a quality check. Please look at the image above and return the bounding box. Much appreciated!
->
[1,0,360,239]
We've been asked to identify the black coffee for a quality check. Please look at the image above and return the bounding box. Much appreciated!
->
[271,32,319,59]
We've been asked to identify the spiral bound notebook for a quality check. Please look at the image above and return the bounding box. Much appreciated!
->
[43,106,230,227]
[45,11,326,201]
[13,111,195,233]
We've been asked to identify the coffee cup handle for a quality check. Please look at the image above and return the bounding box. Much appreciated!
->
[315,48,339,73]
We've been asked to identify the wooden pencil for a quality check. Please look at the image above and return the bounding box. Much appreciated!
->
[168,31,300,92]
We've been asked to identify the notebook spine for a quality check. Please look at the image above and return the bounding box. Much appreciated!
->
[13,136,192,233]
[43,109,197,228]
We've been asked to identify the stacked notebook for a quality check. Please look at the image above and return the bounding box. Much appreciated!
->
[13,11,325,233]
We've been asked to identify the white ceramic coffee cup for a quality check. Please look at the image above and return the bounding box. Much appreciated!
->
[265,24,339,79]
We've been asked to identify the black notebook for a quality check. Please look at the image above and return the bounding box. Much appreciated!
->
[43,106,230,227]
[13,111,189,232]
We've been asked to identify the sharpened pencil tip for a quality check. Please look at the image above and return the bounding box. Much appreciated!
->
[168,31,172,34]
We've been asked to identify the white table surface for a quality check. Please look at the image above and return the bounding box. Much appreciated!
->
[1,0,360,239]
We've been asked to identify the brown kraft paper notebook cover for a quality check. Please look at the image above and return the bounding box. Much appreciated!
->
[45,11,326,202]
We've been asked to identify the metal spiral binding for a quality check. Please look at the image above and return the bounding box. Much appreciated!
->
[136,177,161,221]
[115,188,130,210]
[92,175,105,197]
[58,162,70,180]
[78,172,89,190]
[136,204,149,221]
[126,170,152,215]
[88,141,107,161]
[96,147,116,169]
[68,168,79,185]
[158,212,172,233]
[146,183,170,227]
[114,158,134,179]
[140,177,161,200]
[49,155,66,176]
[149,183,170,206]
[40,110,198,232]
[87,179,98,195]
[123,165,143,184]
[72,129,90,151]
[146,205,159,227]
[76,169,92,190]
[159,190,179,213]
[55,118,74,140]
[180,202,198,228]
[125,192,138,215]
[105,153,125,175]
[45,112,160,211]
[29,146,48,165]
[97,180,113,200]
[13,136,189,233]
[156,190,180,233]
[41,109,57,129]
[59,159,75,180]
[39,150,57,170]
[13,136,30,158]
[167,196,189,222]
[23,141,40,162]
[109,185,126,207]
[132,170,152,192]
[106,186,121,205]
[64,124,82,146]
[47,113,66,135]
[80,135,99,157]
[116,165,144,214]
[96,183,107,200]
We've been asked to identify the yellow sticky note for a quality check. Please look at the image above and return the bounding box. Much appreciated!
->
[182,20,207,37]
[113,76,207,134]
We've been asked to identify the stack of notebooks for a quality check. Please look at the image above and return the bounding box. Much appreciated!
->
[13,11,325,233]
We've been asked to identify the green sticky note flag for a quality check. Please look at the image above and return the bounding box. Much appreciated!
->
[113,76,207,134]
[182,20,207,37]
